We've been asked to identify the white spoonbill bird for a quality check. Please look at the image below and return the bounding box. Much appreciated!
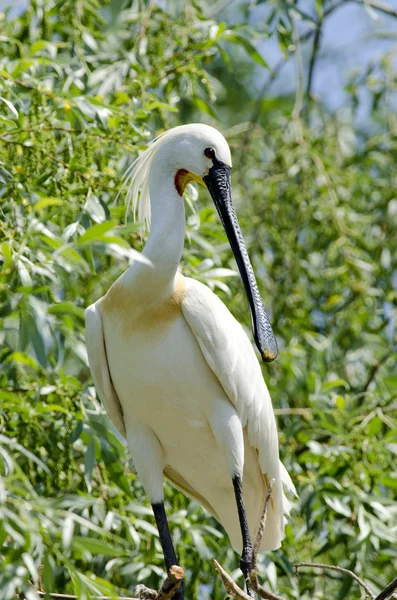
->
[85,124,294,598]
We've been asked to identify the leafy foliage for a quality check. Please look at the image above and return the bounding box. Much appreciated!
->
[0,0,396,599]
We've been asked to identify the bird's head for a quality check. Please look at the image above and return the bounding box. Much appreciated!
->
[147,123,232,194]
[125,123,278,362]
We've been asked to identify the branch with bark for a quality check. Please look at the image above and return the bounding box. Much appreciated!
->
[136,566,184,600]
[18,486,397,600]
[17,566,184,600]
[212,484,397,600]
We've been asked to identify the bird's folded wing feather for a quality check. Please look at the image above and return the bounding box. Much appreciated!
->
[85,303,126,438]
[182,277,292,494]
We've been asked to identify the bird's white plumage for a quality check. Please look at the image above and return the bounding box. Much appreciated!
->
[85,303,126,437]
[85,123,294,554]
[182,277,294,533]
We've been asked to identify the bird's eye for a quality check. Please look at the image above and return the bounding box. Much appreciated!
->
[204,147,215,159]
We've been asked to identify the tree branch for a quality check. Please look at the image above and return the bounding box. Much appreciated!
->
[249,480,285,600]
[253,582,286,600]
[20,555,397,600]
[352,0,397,19]
[361,341,396,393]
[156,566,184,600]
[306,20,322,101]
[214,555,287,600]
[246,0,347,133]
[374,576,397,600]
[213,559,252,600]
[215,482,286,600]
[136,566,184,600]
[19,566,184,600]
[22,593,138,600]
[274,408,312,416]
[242,0,397,152]
[294,562,375,599]
[251,479,274,573]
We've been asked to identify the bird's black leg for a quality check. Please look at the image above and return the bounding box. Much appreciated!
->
[232,476,254,598]
[152,502,184,600]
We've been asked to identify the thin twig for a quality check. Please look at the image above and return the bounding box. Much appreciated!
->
[251,479,274,572]
[19,567,183,600]
[253,582,286,600]
[156,565,184,600]
[214,484,286,600]
[361,342,397,393]
[352,0,397,19]
[374,576,397,600]
[274,408,312,416]
[249,480,285,600]
[22,593,138,600]
[294,562,375,599]
[306,19,322,101]
[213,559,251,600]
[95,464,108,500]
[291,18,305,143]
[245,0,346,137]
[139,0,156,39]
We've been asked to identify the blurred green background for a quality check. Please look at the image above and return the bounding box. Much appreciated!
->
[0,0,396,598]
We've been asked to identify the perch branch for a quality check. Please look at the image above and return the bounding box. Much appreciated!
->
[294,562,375,598]
[253,582,285,600]
[22,593,138,600]
[306,19,322,101]
[136,566,184,600]
[18,566,183,600]
[374,576,397,600]
[251,479,274,572]
[156,565,184,600]
[215,553,285,600]
[213,559,252,600]
[215,480,285,600]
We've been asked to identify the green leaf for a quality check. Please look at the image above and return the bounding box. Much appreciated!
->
[77,220,117,244]
[134,519,159,537]
[321,378,349,391]
[47,302,85,320]
[0,96,18,118]
[72,536,126,557]
[41,554,55,593]
[84,437,96,492]
[33,197,64,211]
[194,97,217,119]
[30,40,48,55]
[368,416,382,436]
[219,31,270,69]
[323,495,352,518]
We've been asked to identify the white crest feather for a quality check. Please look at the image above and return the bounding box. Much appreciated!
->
[121,132,166,230]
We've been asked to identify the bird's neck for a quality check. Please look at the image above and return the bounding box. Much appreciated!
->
[124,164,185,298]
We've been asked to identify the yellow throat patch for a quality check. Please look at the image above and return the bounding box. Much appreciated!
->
[175,169,205,196]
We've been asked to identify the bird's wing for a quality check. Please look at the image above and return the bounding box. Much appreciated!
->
[181,277,295,499]
[85,302,126,438]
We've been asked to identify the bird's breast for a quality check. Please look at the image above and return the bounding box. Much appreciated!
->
[102,306,224,430]
[101,272,186,334]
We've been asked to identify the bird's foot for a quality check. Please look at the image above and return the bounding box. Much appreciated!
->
[240,558,255,598]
